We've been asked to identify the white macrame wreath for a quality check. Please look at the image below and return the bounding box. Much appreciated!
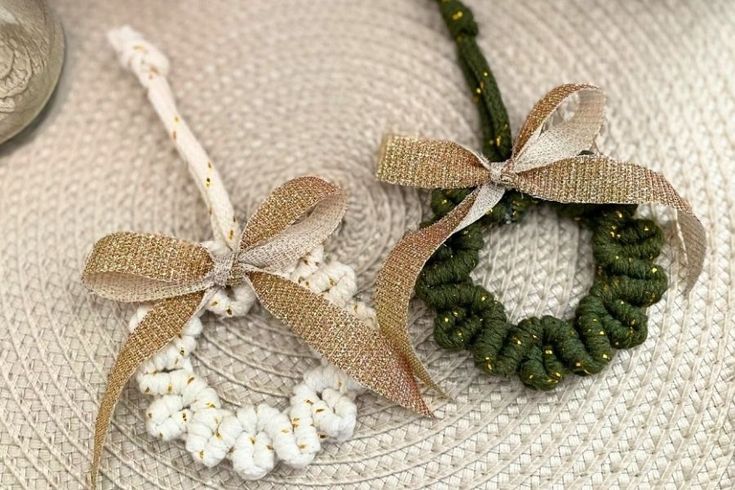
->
[108,27,369,479]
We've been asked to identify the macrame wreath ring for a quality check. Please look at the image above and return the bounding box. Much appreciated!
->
[419,182,668,390]
[375,86,704,395]
[85,27,433,486]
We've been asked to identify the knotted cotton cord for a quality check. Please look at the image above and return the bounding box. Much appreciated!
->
[107,26,370,479]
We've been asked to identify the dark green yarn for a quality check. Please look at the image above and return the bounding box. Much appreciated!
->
[418,0,670,390]
[417,204,667,389]
[437,0,511,160]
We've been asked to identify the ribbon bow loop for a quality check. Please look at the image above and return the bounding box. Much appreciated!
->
[512,83,606,171]
[83,232,215,302]
[236,176,348,272]
[83,176,350,299]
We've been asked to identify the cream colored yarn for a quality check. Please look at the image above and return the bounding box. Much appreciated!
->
[105,26,370,480]
[132,244,367,479]
[0,1,733,488]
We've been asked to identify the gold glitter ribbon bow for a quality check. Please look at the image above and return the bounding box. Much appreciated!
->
[374,84,706,385]
[83,176,433,486]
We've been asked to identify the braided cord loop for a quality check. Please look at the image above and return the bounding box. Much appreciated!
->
[417,0,668,389]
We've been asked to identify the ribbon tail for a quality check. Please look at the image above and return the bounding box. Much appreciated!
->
[90,292,204,487]
[246,271,433,416]
[513,155,706,291]
[374,187,503,394]
[676,211,706,293]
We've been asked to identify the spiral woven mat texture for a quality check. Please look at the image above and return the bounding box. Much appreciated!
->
[0,1,733,488]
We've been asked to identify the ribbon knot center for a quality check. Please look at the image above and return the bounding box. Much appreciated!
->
[485,159,513,187]
[211,249,237,288]
[488,161,504,182]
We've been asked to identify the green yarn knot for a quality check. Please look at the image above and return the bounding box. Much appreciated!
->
[437,0,478,38]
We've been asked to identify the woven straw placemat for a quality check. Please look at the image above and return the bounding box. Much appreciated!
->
[0,1,733,488]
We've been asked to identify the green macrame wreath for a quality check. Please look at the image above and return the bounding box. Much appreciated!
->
[417,0,669,390]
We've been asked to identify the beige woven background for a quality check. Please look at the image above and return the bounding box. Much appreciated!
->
[1,0,733,488]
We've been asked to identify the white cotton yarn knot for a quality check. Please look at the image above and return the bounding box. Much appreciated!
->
[107,26,170,85]
[201,240,257,317]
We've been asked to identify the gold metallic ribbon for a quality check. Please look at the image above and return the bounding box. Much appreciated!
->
[374,84,706,386]
[83,176,433,486]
